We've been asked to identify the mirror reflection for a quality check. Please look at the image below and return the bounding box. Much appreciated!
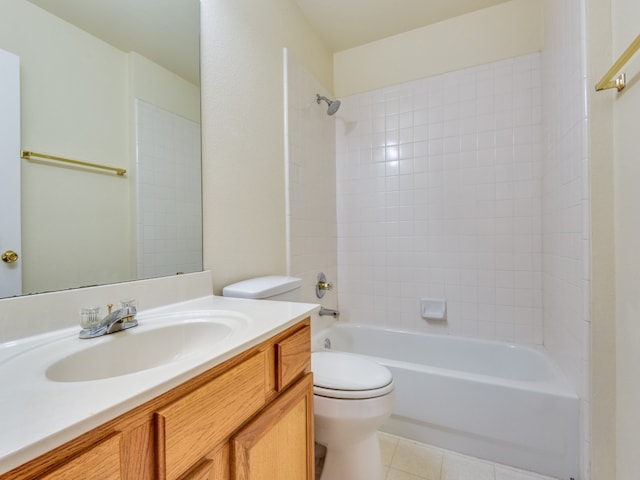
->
[0,0,202,299]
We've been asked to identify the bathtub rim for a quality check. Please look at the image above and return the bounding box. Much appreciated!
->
[313,323,578,398]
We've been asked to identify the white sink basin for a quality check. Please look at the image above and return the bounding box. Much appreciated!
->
[45,311,248,382]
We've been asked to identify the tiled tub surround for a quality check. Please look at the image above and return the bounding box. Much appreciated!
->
[315,323,578,479]
[336,53,543,345]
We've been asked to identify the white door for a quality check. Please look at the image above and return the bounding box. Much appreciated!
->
[0,48,21,297]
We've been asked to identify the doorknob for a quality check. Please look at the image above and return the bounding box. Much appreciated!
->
[1,250,19,264]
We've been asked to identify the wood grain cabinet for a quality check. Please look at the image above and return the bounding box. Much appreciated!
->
[156,351,269,480]
[1,319,313,480]
[232,373,314,480]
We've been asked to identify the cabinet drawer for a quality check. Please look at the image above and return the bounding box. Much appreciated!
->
[275,325,310,391]
[39,433,122,480]
[156,352,267,480]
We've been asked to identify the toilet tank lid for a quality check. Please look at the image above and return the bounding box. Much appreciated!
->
[222,275,302,299]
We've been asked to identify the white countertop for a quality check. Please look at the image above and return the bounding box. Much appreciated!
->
[0,295,319,475]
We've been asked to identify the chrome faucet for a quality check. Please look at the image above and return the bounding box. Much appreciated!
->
[319,307,340,317]
[79,301,138,339]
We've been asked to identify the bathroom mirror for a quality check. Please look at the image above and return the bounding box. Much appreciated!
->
[0,0,202,299]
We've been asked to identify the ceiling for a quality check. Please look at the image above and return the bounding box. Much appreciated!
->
[25,0,511,84]
[26,0,200,85]
[294,0,511,52]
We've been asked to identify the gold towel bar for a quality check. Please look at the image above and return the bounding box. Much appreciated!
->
[21,150,126,176]
[595,34,640,92]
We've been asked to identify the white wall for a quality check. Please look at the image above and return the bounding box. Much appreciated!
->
[336,54,544,343]
[129,52,200,124]
[586,0,615,476]
[285,50,338,331]
[200,0,333,293]
[334,0,543,98]
[611,0,640,477]
[541,0,591,477]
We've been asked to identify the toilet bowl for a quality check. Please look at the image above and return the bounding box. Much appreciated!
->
[313,351,394,480]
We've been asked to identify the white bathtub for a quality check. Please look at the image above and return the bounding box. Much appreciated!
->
[315,324,579,480]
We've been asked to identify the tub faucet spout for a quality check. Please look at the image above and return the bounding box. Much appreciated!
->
[319,307,340,317]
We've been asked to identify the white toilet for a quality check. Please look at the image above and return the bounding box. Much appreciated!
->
[312,351,394,480]
[222,275,395,480]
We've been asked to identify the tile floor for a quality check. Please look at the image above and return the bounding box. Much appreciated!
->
[378,432,561,480]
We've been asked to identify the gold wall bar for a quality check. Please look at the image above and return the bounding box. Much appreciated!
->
[21,150,126,176]
[595,33,640,92]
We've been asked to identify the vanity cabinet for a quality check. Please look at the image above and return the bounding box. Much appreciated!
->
[232,373,314,480]
[0,319,313,480]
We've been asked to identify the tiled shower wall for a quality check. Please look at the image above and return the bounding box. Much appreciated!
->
[541,0,591,477]
[134,99,202,279]
[285,51,338,314]
[336,53,544,344]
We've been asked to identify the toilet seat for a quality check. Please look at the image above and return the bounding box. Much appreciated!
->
[312,351,394,399]
[313,382,394,399]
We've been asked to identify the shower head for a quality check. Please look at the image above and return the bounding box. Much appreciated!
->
[316,94,341,115]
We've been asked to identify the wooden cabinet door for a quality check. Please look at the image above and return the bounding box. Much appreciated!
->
[231,373,314,480]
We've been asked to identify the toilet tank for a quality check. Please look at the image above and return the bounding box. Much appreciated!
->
[222,275,302,302]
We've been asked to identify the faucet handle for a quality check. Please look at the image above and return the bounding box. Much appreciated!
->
[120,299,137,310]
[119,299,138,323]
[79,306,101,329]
[315,272,334,299]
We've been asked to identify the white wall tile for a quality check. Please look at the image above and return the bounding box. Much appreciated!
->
[541,0,590,476]
[134,100,202,280]
[336,54,543,345]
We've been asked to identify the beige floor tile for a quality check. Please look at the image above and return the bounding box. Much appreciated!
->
[379,432,400,467]
[441,451,495,480]
[386,467,427,480]
[391,439,443,480]
[375,432,562,480]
